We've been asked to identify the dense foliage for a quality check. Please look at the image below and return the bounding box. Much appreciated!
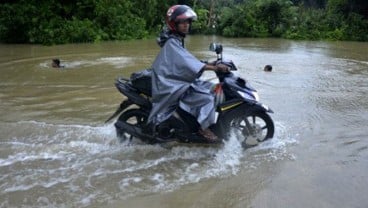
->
[0,0,367,44]
[214,0,368,41]
[0,0,177,44]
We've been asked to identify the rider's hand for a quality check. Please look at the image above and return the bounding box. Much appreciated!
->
[208,60,217,66]
[216,64,230,72]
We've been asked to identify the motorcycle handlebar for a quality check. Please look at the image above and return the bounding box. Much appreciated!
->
[216,61,237,71]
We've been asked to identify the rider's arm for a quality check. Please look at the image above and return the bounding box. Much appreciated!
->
[202,63,229,72]
[203,64,218,71]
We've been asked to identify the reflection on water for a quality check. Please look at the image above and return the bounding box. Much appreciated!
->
[0,37,367,208]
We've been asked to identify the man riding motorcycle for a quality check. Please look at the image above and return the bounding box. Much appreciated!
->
[148,5,229,142]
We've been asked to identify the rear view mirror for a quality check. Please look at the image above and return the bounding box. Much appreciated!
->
[209,43,223,54]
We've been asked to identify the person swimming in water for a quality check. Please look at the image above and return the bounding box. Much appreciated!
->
[52,59,65,68]
[264,65,272,72]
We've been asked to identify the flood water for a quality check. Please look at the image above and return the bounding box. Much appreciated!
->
[0,36,367,208]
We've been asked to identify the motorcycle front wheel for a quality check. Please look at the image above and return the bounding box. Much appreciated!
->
[115,109,148,142]
[224,109,274,148]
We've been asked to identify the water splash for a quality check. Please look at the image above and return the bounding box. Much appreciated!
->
[0,119,292,208]
[38,56,134,70]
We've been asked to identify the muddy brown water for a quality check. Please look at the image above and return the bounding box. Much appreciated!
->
[0,36,367,208]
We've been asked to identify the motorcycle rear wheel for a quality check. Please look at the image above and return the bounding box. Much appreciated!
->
[225,109,274,148]
[115,109,148,142]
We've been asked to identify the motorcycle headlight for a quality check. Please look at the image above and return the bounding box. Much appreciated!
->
[253,92,260,101]
[237,90,259,101]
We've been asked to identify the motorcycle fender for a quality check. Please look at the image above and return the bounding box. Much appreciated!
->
[115,81,151,109]
[244,102,274,113]
[104,99,134,123]
[218,100,273,114]
[217,99,244,113]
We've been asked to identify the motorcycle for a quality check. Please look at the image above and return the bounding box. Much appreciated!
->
[105,43,274,148]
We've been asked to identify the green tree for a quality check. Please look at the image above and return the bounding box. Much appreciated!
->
[254,0,295,36]
[93,0,147,40]
[217,0,295,38]
[191,8,210,33]
[0,0,367,44]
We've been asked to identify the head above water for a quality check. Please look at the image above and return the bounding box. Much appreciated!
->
[52,59,61,68]
[264,65,272,72]
[166,5,197,36]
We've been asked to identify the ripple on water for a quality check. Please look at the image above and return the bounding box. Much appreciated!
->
[0,119,294,208]
[38,56,139,70]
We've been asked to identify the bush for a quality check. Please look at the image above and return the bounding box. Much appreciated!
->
[217,0,295,38]
[343,13,368,41]
[0,0,148,44]
[0,3,35,43]
[0,0,367,44]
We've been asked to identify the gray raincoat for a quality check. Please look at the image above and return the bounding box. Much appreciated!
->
[148,37,215,129]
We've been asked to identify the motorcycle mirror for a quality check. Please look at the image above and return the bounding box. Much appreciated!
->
[209,43,223,54]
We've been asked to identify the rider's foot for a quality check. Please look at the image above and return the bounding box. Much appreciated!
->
[198,128,218,142]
